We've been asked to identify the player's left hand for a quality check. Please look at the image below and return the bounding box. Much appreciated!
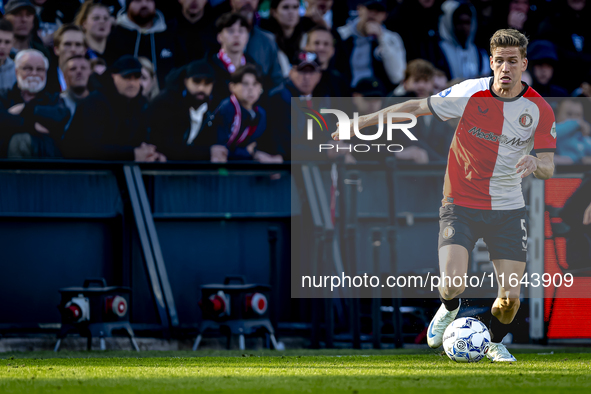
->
[515,155,539,178]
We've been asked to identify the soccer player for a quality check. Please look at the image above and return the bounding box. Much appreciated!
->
[332,29,556,361]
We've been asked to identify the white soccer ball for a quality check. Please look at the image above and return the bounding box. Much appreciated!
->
[442,317,491,363]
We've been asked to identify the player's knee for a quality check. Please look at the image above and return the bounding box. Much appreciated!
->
[492,298,520,324]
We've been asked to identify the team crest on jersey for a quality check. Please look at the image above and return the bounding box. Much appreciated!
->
[443,226,455,239]
[519,113,533,127]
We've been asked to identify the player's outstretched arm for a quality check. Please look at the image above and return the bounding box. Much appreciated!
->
[331,98,432,140]
[515,152,555,180]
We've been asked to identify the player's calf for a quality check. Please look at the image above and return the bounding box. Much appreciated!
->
[491,297,520,324]
[439,281,465,300]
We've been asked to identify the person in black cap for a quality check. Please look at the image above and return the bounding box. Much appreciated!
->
[62,55,165,161]
[527,40,568,97]
[3,0,51,60]
[336,0,406,92]
[147,58,218,161]
[258,51,329,161]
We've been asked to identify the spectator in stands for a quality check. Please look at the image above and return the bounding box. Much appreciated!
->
[260,0,305,77]
[304,26,349,97]
[393,60,455,162]
[538,0,591,92]
[385,0,443,62]
[391,59,435,98]
[46,24,87,94]
[300,0,334,30]
[104,0,181,88]
[168,0,217,63]
[472,0,495,49]
[0,49,66,158]
[554,99,591,165]
[138,56,159,100]
[435,0,489,80]
[33,0,82,47]
[20,55,93,156]
[64,55,165,161]
[90,57,107,75]
[505,0,536,33]
[432,68,448,95]
[527,40,568,97]
[148,59,217,161]
[74,1,113,59]
[0,19,17,93]
[336,0,406,91]
[92,0,125,17]
[210,12,260,109]
[3,0,51,59]
[261,51,326,160]
[330,76,387,164]
[230,0,284,88]
[212,64,272,162]
[164,12,262,110]
[59,55,92,133]
[0,49,50,110]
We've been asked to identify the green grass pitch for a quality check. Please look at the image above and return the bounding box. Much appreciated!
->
[1,348,591,393]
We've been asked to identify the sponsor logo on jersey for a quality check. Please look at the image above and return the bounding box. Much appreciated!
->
[467,127,531,146]
[519,113,533,127]
[443,226,455,239]
[478,106,489,114]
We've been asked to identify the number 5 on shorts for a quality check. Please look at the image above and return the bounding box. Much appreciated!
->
[521,218,527,250]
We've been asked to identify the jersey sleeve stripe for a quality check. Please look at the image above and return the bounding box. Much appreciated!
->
[534,148,556,153]
[427,96,444,122]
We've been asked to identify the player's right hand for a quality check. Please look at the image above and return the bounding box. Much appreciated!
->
[331,122,354,141]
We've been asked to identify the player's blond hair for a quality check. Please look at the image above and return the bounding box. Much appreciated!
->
[490,29,528,59]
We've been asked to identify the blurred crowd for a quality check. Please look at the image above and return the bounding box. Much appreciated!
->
[0,0,590,164]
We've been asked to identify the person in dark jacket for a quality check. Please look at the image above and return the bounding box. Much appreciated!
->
[33,0,85,46]
[261,51,328,161]
[103,0,183,88]
[3,0,51,60]
[45,24,87,95]
[211,64,271,162]
[62,55,165,161]
[0,48,65,158]
[148,59,217,161]
[527,40,569,98]
[303,26,350,97]
[433,0,490,80]
[167,0,218,63]
[0,19,17,93]
[259,0,307,77]
[538,0,591,92]
[385,0,443,63]
[230,0,284,88]
[207,12,273,110]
